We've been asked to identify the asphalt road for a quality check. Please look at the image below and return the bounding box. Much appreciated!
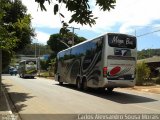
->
[2,75,160,120]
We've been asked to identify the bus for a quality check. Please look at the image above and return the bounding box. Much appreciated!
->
[55,33,137,92]
[18,59,37,78]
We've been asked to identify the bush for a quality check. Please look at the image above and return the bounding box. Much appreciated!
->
[40,72,49,78]
[40,60,49,71]
[156,74,160,84]
[136,62,151,85]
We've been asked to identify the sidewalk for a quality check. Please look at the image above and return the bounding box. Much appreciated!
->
[0,87,12,114]
[0,86,19,120]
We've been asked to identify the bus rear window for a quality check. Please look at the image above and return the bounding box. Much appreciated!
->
[108,34,136,49]
[26,61,36,65]
[114,48,131,56]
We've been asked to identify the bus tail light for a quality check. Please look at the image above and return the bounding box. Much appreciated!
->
[103,67,108,77]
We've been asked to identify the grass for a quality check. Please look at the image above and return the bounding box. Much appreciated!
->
[39,71,54,78]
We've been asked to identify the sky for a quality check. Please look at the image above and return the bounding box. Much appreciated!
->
[21,0,160,51]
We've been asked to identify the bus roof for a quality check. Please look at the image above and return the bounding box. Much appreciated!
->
[58,32,136,54]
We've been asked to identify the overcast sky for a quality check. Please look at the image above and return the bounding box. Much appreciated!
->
[22,0,160,50]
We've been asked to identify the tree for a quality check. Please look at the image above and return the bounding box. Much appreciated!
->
[0,0,35,70]
[45,33,86,75]
[2,0,35,52]
[137,49,160,60]
[17,44,52,56]
[136,62,151,85]
[35,0,116,33]
[0,0,18,51]
[47,33,86,54]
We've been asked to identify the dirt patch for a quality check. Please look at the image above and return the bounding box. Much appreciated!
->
[37,76,54,80]
[128,85,160,94]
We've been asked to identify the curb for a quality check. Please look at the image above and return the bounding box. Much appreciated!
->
[1,87,12,114]
[1,86,22,120]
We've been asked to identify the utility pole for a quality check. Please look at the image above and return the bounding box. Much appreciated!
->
[0,41,4,94]
[38,44,41,76]
[0,47,2,94]
[135,29,136,36]
[68,27,80,46]
[35,43,37,58]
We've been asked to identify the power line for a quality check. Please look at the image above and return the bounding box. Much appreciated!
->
[137,29,160,37]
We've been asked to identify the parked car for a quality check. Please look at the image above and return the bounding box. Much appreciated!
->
[9,67,17,76]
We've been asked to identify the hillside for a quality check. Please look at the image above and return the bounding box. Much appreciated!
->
[138,49,160,60]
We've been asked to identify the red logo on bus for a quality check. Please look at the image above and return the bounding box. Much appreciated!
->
[109,66,121,76]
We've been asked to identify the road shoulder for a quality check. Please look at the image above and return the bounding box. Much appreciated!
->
[126,85,160,94]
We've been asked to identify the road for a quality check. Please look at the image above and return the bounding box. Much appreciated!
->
[2,75,160,120]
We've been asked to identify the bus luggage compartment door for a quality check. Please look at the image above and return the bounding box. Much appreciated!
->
[107,56,136,81]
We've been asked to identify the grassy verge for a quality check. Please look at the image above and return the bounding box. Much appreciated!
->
[38,71,54,79]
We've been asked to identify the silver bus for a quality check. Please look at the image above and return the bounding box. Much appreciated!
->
[18,59,37,78]
[55,33,137,92]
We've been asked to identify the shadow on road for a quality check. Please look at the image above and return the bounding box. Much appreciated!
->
[0,92,8,111]
[21,77,37,79]
[8,92,34,112]
[2,83,34,112]
[56,84,157,104]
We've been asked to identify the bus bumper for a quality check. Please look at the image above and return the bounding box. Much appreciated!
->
[102,79,135,88]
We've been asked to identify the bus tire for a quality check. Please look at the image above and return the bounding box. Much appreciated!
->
[59,82,63,85]
[98,88,106,92]
[76,78,82,90]
[58,76,63,85]
[107,88,114,93]
[82,78,88,91]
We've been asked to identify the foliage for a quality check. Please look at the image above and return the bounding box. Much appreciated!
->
[46,33,86,75]
[40,60,48,71]
[17,44,52,56]
[35,0,116,34]
[47,32,86,54]
[47,58,56,76]
[12,15,35,51]
[152,76,160,84]
[138,49,160,60]
[0,0,35,51]
[157,76,160,84]
[136,62,151,85]
[40,72,50,78]
[0,0,35,70]
[0,0,17,51]
[47,34,66,54]
[1,0,35,52]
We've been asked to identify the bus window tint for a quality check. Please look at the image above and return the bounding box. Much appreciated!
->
[64,50,70,60]
[59,52,65,61]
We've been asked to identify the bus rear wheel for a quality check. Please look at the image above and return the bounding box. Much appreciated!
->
[59,81,63,85]
[58,76,63,85]
[76,78,82,90]
[107,88,114,93]
[82,79,88,91]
